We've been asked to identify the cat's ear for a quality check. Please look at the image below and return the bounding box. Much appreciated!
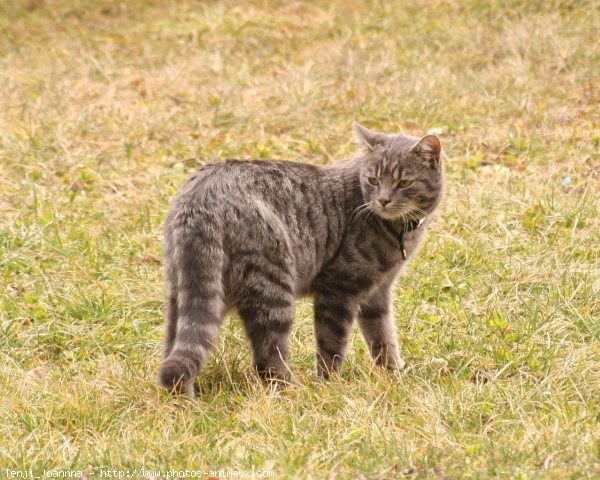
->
[353,122,384,152]
[411,135,441,166]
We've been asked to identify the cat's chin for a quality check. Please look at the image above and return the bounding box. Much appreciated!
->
[374,209,403,221]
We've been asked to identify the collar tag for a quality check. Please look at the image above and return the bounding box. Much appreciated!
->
[397,216,426,260]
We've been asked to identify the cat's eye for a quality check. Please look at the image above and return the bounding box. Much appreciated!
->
[397,179,413,188]
[368,177,379,186]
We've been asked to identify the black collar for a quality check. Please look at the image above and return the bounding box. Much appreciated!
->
[377,216,426,259]
[396,217,426,260]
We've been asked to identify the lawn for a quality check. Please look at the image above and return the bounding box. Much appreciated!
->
[0,0,599,478]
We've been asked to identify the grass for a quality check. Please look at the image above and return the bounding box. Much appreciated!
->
[0,0,599,478]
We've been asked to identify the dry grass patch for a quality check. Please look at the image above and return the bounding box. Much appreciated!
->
[1,0,599,478]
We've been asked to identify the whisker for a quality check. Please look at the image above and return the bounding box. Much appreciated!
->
[351,206,370,222]
[397,206,428,222]
[350,203,372,226]
[410,206,429,217]
[350,202,375,230]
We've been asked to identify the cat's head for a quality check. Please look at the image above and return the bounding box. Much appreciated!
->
[354,122,444,222]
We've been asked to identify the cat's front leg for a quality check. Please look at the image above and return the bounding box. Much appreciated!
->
[357,283,404,370]
[313,294,358,378]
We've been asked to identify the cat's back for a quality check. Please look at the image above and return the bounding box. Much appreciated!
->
[168,159,324,219]
[214,158,322,194]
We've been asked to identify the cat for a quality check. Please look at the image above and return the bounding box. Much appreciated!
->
[158,123,444,396]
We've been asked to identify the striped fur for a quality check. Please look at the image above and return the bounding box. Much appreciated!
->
[158,124,444,395]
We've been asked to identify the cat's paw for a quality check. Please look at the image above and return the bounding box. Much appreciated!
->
[373,344,405,370]
[315,355,344,380]
[158,355,197,397]
[255,365,294,387]
[388,355,406,371]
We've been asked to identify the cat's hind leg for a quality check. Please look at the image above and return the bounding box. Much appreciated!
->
[357,283,404,370]
[237,272,295,383]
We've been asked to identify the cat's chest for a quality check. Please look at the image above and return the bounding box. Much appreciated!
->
[347,225,425,271]
[309,227,425,298]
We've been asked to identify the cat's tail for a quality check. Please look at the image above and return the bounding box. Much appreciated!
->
[157,224,225,397]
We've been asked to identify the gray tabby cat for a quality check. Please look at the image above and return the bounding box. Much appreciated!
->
[158,123,444,396]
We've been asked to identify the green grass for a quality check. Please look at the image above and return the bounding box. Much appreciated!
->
[1,0,599,478]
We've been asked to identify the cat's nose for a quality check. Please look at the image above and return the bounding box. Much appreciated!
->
[378,198,391,208]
